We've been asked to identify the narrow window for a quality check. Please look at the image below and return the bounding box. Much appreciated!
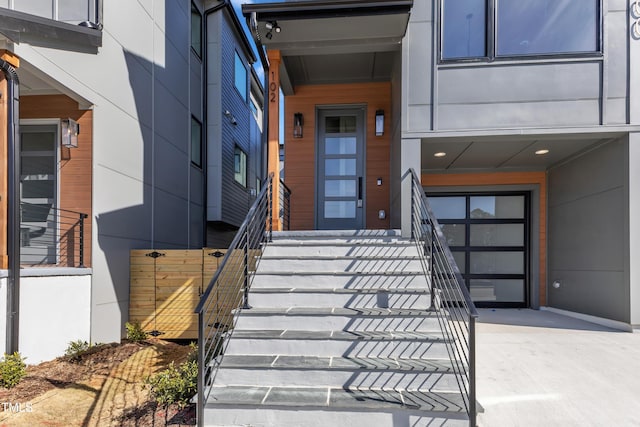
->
[234,52,247,101]
[442,0,487,59]
[191,2,202,58]
[234,145,247,187]
[191,116,202,168]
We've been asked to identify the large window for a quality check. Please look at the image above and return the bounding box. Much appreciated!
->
[234,52,247,101]
[441,0,600,60]
[191,2,202,58]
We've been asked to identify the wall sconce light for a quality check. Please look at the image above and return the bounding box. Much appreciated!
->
[224,110,238,125]
[61,118,79,148]
[375,109,384,136]
[265,21,281,40]
[293,113,304,138]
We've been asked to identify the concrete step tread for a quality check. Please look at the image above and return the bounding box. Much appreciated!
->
[250,288,430,294]
[254,270,426,277]
[260,255,420,260]
[220,355,454,372]
[231,329,446,341]
[207,385,467,413]
[272,230,402,238]
[267,240,415,247]
[239,307,436,316]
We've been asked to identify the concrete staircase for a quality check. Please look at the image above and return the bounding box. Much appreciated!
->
[204,230,468,427]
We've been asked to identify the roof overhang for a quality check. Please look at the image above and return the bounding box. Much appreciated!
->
[0,7,101,54]
[242,0,413,94]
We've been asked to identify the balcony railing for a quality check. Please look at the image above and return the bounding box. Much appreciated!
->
[410,168,479,427]
[20,202,88,268]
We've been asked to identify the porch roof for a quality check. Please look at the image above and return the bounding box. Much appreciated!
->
[242,0,413,95]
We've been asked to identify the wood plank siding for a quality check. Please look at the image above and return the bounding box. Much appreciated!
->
[20,95,93,267]
[423,171,547,306]
[284,82,391,230]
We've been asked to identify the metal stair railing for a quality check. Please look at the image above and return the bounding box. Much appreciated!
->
[410,168,479,427]
[280,178,292,231]
[20,202,88,268]
[195,173,288,426]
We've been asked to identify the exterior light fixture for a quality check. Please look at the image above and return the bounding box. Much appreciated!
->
[293,113,304,138]
[434,152,447,158]
[535,149,549,155]
[61,118,79,148]
[265,21,281,40]
[375,110,384,136]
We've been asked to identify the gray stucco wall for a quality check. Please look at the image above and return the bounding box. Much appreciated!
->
[547,137,630,323]
[403,0,629,135]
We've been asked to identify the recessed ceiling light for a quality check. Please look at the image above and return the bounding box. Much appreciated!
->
[535,149,549,155]
[434,152,447,158]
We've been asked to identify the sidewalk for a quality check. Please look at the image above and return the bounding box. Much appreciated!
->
[476,309,640,427]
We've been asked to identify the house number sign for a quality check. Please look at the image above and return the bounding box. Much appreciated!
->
[270,71,277,103]
[633,1,640,39]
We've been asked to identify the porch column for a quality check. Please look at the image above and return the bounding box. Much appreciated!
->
[400,138,421,238]
[267,50,281,231]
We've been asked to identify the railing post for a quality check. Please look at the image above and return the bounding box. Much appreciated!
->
[268,177,273,242]
[469,315,477,427]
[242,229,251,310]
[78,213,87,268]
[410,175,415,241]
[428,221,437,311]
[197,310,204,427]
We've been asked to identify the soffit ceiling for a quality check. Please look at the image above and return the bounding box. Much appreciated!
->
[421,134,623,172]
[243,1,412,94]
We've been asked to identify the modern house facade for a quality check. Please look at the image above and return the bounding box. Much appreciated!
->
[244,0,640,330]
[0,0,264,363]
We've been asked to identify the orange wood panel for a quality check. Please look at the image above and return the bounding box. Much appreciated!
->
[423,171,547,306]
[0,77,7,268]
[284,82,391,230]
[267,50,282,230]
[20,95,93,267]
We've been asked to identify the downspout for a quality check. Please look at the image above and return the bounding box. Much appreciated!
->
[248,12,271,184]
[0,58,20,354]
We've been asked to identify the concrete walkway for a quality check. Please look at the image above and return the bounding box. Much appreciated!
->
[476,309,640,427]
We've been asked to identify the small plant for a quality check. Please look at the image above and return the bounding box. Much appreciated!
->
[145,344,198,408]
[65,340,91,361]
[0,352,26,389]
[125,321,147,342]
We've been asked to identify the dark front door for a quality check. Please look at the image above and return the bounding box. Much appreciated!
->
[316,108,365,230]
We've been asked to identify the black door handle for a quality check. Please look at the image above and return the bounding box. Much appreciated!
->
[358,177,363,199]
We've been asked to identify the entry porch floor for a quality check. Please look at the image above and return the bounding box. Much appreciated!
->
[476,308,640,426]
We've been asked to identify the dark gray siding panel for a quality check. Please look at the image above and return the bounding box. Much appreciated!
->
[548,138,630,323]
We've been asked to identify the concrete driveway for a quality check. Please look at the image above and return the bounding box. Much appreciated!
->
[476,309,640,427]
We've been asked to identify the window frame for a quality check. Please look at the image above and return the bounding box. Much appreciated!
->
[234,51,248,102]
[234,144,248,187]
[438,0,603,64]
[191,116,203,168]
[190,1,203,59]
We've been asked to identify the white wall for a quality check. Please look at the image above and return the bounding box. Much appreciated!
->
[0,272,91,363]
[630,133,640,326]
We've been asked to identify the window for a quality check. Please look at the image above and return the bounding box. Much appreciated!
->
[191,116,202,168]
[234,145,247,187]
[441,0,600,60]
[234,52,247,101]
[191,2,202,58]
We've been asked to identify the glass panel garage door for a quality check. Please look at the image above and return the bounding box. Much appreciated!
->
[427,193,529,307]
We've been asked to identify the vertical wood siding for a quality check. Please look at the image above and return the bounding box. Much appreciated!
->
[422,171,547,306]
[284,82,392,230]
[20,94,93,267]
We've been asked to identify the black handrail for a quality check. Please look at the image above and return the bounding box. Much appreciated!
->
[195,173,276,426]
[20,202,88,268]
[409,168,478,427]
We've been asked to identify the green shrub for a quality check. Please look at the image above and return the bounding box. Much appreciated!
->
[65,340,91,361]
[0,352,26,389]
[125,321,147,342]
[144,359,197,408]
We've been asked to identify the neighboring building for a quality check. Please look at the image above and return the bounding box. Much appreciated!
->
[205,1,264,247]
[0,0,207,362]
[245,0,640,330]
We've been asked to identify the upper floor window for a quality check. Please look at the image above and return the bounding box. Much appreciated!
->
[191,2,202,58]
[234,145,247,187]
[441,0,600,61]
[191,116,202,168]
[234,52,248,101]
